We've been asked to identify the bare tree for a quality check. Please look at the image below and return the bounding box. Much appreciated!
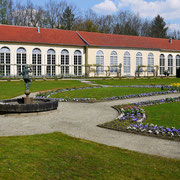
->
[140,19,151,37]
[98,15,114,33]
[113,11,141,36]
[6,0,13,25]
[84,9,98,25]
[13,2,28,26]
[45,0,62,28]
[168,30,180,40]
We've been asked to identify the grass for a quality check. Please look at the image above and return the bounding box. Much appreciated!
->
[51,87,167,100]
[0,80,89,100]
[91,78,180,86]
[0,79,179,179]
[143,102,180,129]
[0,132,179,180]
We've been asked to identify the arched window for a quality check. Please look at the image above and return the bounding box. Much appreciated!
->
[160,54,165,75]
[61,49,69,75]
[32,48,41,76]
[74,50,82,76]
[47,49,56,76]
[176,55,180,70]
[123,51,130,75]
[168,54,173,74]
[17,47,26,76]
[110,51,118,72]
[136,52,143,72]
[147,53,154,72]
[96,50,104,73]
[0,47,10,76]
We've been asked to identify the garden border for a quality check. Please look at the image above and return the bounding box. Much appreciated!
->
[35,85,178,103]
[97,97,180,141]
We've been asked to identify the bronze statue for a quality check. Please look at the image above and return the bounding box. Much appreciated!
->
[21,65,32,92]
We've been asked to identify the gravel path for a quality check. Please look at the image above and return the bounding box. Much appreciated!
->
[0,93,180,159]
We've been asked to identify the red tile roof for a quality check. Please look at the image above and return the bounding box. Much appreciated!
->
[77,31,180,51]
[0,25,180,51]
[0,25,85,46]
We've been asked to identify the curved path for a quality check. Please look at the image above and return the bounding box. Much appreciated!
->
[0,93,180,159]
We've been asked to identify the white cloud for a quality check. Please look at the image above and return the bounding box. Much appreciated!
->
[92,0,180,30]
[169,24,180,32]
[117,0,180,21]
[92,0,118,14]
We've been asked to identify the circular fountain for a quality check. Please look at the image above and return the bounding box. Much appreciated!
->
[0,65,58,114]
[0,98,58,114]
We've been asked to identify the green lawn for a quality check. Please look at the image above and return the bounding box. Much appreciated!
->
[0,80,89,100]
[0,132,179,180]
[91,78,180,86]
[0,80,179,179]
[51,87,166,100]
[143,102,180,128]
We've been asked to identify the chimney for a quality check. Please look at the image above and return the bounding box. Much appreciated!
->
[37,27,40,33]
[169,38,172,44]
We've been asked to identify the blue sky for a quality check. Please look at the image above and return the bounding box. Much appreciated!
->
[14,0,180,31]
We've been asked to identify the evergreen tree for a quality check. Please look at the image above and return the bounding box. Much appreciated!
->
[0,0,8,24]
[61,6,75,30]
[150,15,168,38]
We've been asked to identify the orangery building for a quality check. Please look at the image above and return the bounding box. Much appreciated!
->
[0,24,180,77]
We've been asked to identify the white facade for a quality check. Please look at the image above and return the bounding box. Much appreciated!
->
[0,42,180,77]
[87,46,180,77]
[0,42,85,77]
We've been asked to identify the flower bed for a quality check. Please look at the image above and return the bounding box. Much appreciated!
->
[170,83,180,91]
[35,85,178,103]
[97,97,180,141]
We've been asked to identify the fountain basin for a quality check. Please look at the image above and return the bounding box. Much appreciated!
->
[0,98,58,114]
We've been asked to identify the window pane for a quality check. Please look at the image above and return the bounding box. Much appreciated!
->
[78,66,82,75]
[74,66,77,75]
[22,54,26,64]
[65,55,69,65]
[110,52,118,72]
[47,55,51,64]
[38,54,41,64]
[61,55,65,64]
[52,66,56,76]
[52,55,56,64]
[65,66,69,74]
[32,66,37,76]
[123,52,130,74]
[32,54,36,64]
[148,53,154,72]
[0,53,4,64]
[0,65,4,76]
[5,53,10,64]
[168,55,173,74]
[17,54,21,64]
[78,56,82,65]
[38,66,41,76]
[96,51,104,73]
[61,66,65,75]
[6,65,10,76]
[17,65,21,76]
[74,56,77,65]
[176,55,180,67]
[47,66,51,76]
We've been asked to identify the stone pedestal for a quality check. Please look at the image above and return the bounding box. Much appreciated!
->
[23,90,33,104]
[23,96,33,104]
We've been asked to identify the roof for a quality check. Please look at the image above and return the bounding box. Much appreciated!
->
[0,25,85,46]
[77,31,180,51]
[0,24,180,51]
